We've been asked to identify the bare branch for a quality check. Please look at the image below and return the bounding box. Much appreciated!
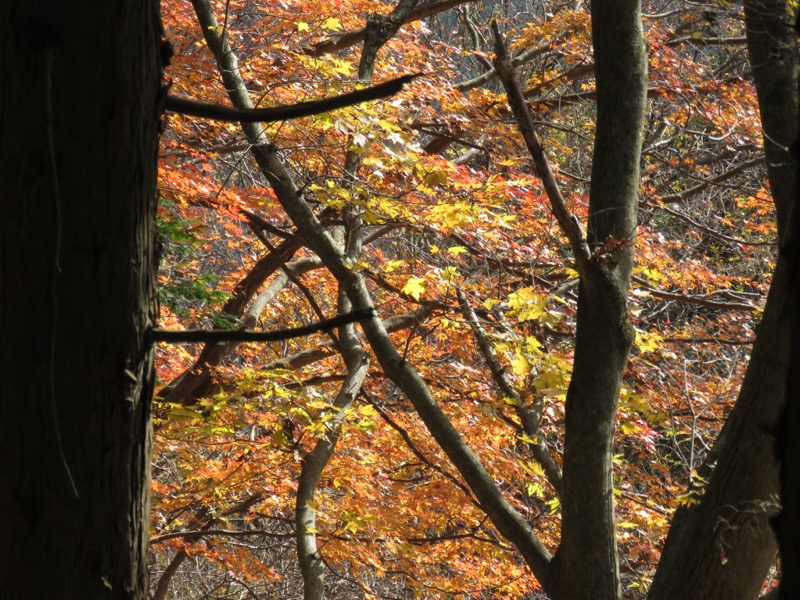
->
[632,276,759,311]
[491,22,591,273]
[150,528,295,544]
[658,156,765,203]
[151,309,375,344]
[164,74,421,123]
[305,0,479,57]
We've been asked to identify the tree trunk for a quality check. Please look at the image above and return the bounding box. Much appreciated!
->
[0,2,163,598]
[649,2,797,598]
[549,1,648,598]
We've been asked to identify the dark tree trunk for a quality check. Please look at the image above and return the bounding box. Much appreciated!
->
[0,1,163,598]
[650,2,797,598]
[548,1,647,598]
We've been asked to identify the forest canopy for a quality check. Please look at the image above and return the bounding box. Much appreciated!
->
[150,1,794,598]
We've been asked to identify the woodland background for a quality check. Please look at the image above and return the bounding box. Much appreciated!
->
[3,0,790,598]
[149,1,793,598]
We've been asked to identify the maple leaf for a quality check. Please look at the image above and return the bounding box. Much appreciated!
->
[401,276,427,301]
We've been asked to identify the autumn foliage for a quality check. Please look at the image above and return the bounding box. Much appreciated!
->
[150,0,786,598]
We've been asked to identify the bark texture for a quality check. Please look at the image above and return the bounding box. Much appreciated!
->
[650,1,797,598]
[548,1,647,598]
[0,1,162,598]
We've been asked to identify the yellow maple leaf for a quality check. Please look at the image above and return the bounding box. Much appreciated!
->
[402,276,427,301]
[322,17,342,31]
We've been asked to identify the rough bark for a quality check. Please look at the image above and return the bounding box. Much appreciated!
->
[650,2,797,598]
[545,1,647,598]
[780,35,800,595]
[0,1,162,598]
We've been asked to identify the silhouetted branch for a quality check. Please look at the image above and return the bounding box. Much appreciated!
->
[151,309,375,344]
[164,74,420,122]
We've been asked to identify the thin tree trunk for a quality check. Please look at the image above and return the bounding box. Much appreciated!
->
[0,1,163,598]
[295,5,420,597]
[295,316,370,600]
[548,1,648,598]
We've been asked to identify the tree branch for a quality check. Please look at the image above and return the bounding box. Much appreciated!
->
[164,74,420,122]
[151,309,375,344]
[456,289,562,494]
[188,0,554,588]
[632,276,758,312]
[658,156,765,203]
[491,22,591,273]
[305,0,479,57]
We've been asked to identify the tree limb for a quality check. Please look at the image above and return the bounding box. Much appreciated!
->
[305,0,479,57]
[491,22,591,273]
[164,74,420,122]
[151,309,375,344]
[456,288,562,494]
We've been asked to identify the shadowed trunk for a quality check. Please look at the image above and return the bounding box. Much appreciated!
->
[0,1,163,598]
[650,1,797,598]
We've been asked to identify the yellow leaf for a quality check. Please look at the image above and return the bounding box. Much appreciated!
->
[402,277,427,301]
[524,336,542,352]
[322,17,342,31]
[296,21,310,32]
[358,405,377,417]
[384,259,405,273]
[545,497,561,514]
[510,352,530,376]
[423,168,448,186]
[635,330,663,354]
[440,266,460,281]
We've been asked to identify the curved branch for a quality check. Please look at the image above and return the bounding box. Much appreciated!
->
[296,332,370,600]
[165,74,420,122]
[151,309,375,344]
